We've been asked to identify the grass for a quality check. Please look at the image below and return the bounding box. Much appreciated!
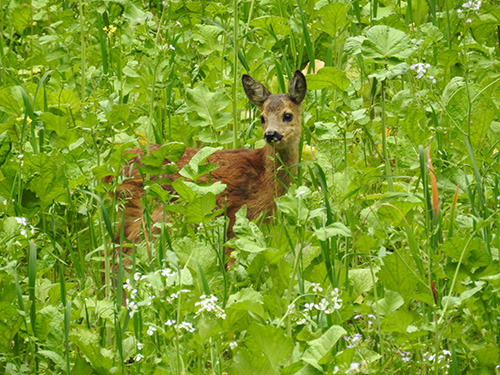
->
[0,0,499,373]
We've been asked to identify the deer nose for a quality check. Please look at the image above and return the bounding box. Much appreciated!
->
[264,131,283,143]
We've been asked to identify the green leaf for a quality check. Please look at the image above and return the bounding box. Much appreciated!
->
[376,249,419,301]
[0,87,22,116]
[24,153,69,208]
[314,222,351,241]
[185,83,231,130]
[373,290,404,315]
[361,25,414,61]
[230,349,275,375]
[228,206,267,253]
[306,67,351,92]
[0,132,11,167]
[250,16,291,37]
[349,268,375,295]
[12,4,31,34]
[368,63,409,81]
[225,288,266,329]
[192,24,224,55]
[442,77,467,125]
[315,2,351,37]
[184,193,222,224]
[302,325,346,370]
[70,327,114,372]
[246,324,294,368]
[381,311,415,333]
[179,146,221,181]
[183,180,227,196]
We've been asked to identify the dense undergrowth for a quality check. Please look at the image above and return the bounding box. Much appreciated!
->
[1,0,500,373]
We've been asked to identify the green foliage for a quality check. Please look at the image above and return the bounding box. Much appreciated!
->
[0,0,499,373]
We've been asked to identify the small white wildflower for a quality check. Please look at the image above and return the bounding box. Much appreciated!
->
[442,350,452,356]
[161,0,166,5]
[229,341,238,350]
[137,342,144,350]
[397,349,412,362]
[304,303,315,312]
[466,18,472,23]
[178,321,195,333]
[147,326,157,336]
[15,217,28,226]
[353,314,363,320]
[176,21,182,27]
[315,298,329,312]
[169,44,175,51]
[333,366,340,374]
[18,154,24,159]
[134,353,144,362]
[128,300,139,317]
[161,268,175,278]
[195,294,226,319]
[2,200,7,205]
[296,318,307,325]
[349,362,360,371]
[20,229,27,237]
[165,319,176,326]
[124,279,134,291]
[134,272,142,281]
[311,283,323,293]
[331,288,340,298]
[287,303,295,312]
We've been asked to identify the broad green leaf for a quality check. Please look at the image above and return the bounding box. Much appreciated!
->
[373,290,404,315]
[368,63,409,81]
[473,343,499,367]
[12,4,31,34]
[230,349,275,375]
[377,249,419,301]
[442,77,467,125]
[302,325,346,370]
[171,179,197,202]
[48,89,81,112]
[185,83,232,130]
[246,324,294,368]
[24,153,69,208]
[250,16,290,37]
[38,350,66,370]
[0,132,11,167]
[184,193,221,224]
[361,25,414,61]
[314,222,351,241]
[0,87,22,116]
[229,206,267,253]
[105,104,130,125]
[315,3,351,37]
[306,67,351,92]
[179,146,221,182]
[40,112,68,137]
[225,288,266,328]
[140,143,186,167]
[344,35,365,56]
[349,268,375,295]
[381,311,415,333]
[182,180,226,196]
[192,24,224,55]
[70,327,114,372]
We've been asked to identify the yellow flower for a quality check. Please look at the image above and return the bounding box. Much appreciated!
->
[103,25,117,39]
[136,131,148,145]
[302,144,317,161]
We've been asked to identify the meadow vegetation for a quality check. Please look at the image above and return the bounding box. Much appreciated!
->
[0,0,499,373]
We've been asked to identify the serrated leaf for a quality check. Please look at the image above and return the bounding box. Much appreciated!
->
[349,268,375,295]
[306,67,351,92]
[368,63,409,81]
[361,25,414,61]
[0,87,22,116]
[302,325,346,370]
[70,327,114,372]
[185,83,231,130]
[184,193,219,224]
[250,16,290,36]
[183,180,227,196]
[228,206,267,253]
[315,3,351,37]
[12,4,31,34]
[140,143,186,167]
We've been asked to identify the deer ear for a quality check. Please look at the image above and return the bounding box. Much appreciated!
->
[288,70,307,104]
[242,74,272,107]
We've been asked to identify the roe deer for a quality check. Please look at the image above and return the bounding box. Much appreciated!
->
[107,70,307,264]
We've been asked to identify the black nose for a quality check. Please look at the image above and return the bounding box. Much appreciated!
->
[264,131,283,143]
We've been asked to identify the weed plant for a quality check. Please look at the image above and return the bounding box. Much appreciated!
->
[0,0,499,373]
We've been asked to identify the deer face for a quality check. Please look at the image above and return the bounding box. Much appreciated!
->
[242,70,307,150]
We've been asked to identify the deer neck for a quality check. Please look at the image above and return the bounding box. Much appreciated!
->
[263,141,299,196]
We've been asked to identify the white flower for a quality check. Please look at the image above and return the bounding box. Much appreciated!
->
[165,319,176,326]
[15,217,28,226]
[161,268,175,278]
[134,353,144,362]
[331,288,340,298]
[229,341,238,350]
[169,45,175,51]
[314,298,329,312]
[311,283,323,293]
[128,300,139,317]
[304,303,315,312]
[349,362,360,371]
[137,342,144,350]
[178,321,195,333]
[176,21,182,27]
[147,326,157,336]
[195,294,226,319]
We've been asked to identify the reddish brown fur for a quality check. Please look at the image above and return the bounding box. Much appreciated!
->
[107,71,307,264]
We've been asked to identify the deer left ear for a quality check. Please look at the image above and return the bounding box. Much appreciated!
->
[288,70,307,104]
[242,74,272,107]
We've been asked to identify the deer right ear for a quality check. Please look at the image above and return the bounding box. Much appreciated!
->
[242,74,272,107]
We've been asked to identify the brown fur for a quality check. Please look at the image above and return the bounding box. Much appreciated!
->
[107,70,307,264]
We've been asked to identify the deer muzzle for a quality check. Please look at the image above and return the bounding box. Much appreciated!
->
[264,131,283,144]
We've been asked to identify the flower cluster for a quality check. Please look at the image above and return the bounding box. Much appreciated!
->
[15,216,35,238]
[303,288,343,315]
[410,63,436,83]
[423,349,452,373]
[396,349,412,363]
[102,25,116,38]
[195,294,226,319]
[353,313,377,326]
[457,0,481,23]
[343,333,363,348]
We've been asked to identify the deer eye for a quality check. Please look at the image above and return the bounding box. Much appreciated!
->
[261,115,265,124]
[283,113,293,122]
